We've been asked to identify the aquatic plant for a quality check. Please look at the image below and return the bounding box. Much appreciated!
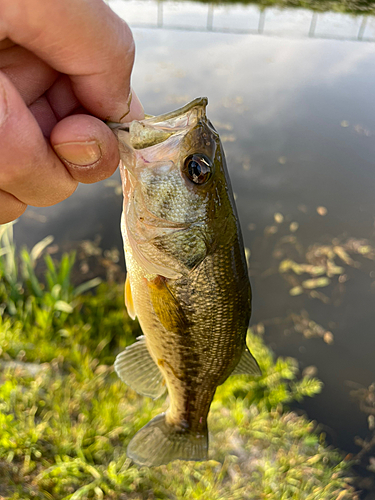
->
[348,380,375,478]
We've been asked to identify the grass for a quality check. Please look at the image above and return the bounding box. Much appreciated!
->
[0,222,357,500]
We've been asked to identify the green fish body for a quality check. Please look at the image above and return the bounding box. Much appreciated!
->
[111,98,260,467]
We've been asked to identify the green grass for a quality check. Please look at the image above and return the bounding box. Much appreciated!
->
[0,223,356,499]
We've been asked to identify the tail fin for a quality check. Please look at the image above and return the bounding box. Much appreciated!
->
[127,413,208,467]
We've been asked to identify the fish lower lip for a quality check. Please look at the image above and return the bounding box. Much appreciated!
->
[106,121,130,132]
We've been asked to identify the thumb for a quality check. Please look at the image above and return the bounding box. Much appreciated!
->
[51,114,121,184]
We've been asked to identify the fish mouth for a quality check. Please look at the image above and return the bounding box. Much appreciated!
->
[107,97,209,150]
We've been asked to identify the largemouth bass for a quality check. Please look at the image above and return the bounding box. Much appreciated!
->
[110,97,260,467]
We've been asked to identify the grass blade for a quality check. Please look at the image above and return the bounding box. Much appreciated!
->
[30,235,54,263]
[73,278,102,297]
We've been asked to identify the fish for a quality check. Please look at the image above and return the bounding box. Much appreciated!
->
[109,97,261,467]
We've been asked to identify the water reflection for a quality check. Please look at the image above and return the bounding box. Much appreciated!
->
[14,0,375,488]
[110,0,375,41]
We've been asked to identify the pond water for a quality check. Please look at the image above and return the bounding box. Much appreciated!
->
[14,0,375,489]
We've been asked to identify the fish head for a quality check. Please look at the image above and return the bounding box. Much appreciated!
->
[112,98,237,279]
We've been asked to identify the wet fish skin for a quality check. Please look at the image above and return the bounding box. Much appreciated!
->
[111,98,260,467]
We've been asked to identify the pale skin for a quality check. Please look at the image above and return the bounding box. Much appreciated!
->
[0,0,144,224]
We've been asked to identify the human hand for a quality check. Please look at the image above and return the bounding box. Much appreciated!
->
[0,0,144,224]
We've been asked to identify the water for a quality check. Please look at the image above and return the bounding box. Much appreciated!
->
[14,0,375,487]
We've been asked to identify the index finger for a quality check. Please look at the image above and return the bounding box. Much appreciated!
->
[0,0,141,122]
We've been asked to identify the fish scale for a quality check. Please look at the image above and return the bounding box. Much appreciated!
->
[110,97,261,467]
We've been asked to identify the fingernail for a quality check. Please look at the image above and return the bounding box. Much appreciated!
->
[120,89,144,123]
[0,78,8,127]
[54,141,102,166]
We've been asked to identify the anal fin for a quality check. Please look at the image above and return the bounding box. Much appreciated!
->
[231,347,261,376]
[114,336,166,399]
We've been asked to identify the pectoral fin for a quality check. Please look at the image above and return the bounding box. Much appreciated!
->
[125,274,136,320]
[147,275,190,334]
[231,348,261,376]
[114,336,166,399]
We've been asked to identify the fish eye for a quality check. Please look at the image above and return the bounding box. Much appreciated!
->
[184,154,212,185]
